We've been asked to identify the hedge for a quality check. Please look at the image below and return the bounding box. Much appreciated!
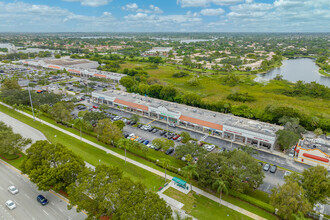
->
[229,190,275,213]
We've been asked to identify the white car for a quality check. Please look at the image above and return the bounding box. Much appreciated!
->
[284,171,292,177]
[8,186,19,195]
[146,144,154,149]
[5,200,16,210]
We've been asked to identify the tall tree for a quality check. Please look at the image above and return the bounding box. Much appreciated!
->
[74,118,84,141]
[20,141,85,191]
[130,114,140,123]
[301,166,330,206]
[212,179,229,207]
[159,158,170,183]
[152,138,174,151]
[118,138,132,164]
[181,163,198,191]
[180,131,190,144]
[68,165,172,219]
[270,180,311,220]
[0,122,32,155]
[100,122,122,146]
[50,102,74,123]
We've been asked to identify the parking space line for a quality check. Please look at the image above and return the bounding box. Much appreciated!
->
[43,210,49,216]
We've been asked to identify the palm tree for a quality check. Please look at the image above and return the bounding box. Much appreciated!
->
[118,138,131,164]
[74,118,85,141]
[181,163,198,191]
[212,179,228,207]
[160,158,170,183]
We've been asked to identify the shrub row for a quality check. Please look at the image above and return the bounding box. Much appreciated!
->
[229,190,275,214]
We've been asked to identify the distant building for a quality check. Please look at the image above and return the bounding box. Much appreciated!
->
[142,47,173,57]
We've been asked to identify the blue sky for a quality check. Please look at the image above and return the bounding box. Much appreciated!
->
[0,0,329,32]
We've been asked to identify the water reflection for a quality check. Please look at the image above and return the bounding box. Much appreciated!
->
[255,58,330,87]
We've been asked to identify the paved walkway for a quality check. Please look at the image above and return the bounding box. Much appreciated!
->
[0,102,267,220]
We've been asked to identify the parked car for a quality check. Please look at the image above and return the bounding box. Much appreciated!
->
[288,149,295,157]
[258,162,263,167]
[154,145,161,151]
[92,105,98,109]
[137,124,143,128]
[8,186,18,195]
[126,120,131,125]
[144,125,151,131]
[270,165,277,173]
[169,123,176,128]
[177,137,183,142]
[218,147,226,153]
[5,200,16,210]
[143,140,150,145]
[159,130,166,136]
[148,127,155,132]
[146,144,154,149]
[263,163,270,171]
[284,171,291,176]
[136,137,143,143]
[152,129,158,133]
[172,135,180,140]
[124,133,129,138]
[37,195,49,205]
[130,121,137,126]
[206,144,215,152]
[165,148,174,155]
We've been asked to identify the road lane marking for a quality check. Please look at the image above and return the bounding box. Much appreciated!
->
[24,193,31,199]
[43,210,49,216]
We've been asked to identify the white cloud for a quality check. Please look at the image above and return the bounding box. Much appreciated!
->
[177,0,243,7]
[62,0,112,7]
[200,8,225,16]
[122,3,163,14]
[121,3,138,11]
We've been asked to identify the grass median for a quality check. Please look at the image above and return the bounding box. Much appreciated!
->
[0,104,167,191]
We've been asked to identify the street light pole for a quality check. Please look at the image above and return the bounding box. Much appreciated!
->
[27,77,35,121]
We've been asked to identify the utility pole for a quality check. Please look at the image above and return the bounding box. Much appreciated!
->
[27,77,35,121]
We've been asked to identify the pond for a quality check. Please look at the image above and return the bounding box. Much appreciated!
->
[255,58,330,87]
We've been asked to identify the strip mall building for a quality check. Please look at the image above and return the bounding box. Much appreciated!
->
[92,91,282,149]
[19,59,124,83]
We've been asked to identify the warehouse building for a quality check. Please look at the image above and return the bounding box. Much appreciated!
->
[92,91,281,149]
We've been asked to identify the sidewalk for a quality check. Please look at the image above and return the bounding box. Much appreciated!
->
[1,102,267,220]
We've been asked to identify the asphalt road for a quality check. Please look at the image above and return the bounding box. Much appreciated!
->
[0,161,86,220]
[0,111,47,152]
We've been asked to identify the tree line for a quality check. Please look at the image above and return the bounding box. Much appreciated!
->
[21,141,172,219]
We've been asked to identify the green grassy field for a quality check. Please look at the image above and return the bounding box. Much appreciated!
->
[120,62,330,119]
[163,187,252,220]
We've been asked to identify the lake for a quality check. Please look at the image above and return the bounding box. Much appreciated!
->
[255,58,330,87]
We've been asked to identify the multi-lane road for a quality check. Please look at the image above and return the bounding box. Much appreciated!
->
[0,161,86,220]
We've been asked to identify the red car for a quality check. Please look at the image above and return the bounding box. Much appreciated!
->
[172,135,180,140]
[92,106,98,109]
